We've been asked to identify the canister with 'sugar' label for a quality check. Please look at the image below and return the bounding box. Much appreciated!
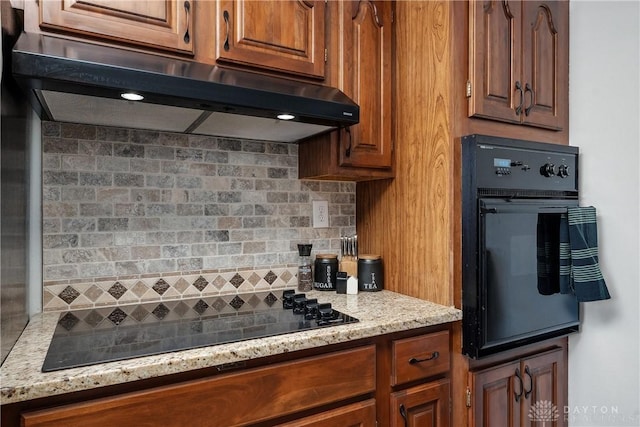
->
[314,254,338,291]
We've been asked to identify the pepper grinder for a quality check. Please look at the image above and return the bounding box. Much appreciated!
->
[297,244,313,291]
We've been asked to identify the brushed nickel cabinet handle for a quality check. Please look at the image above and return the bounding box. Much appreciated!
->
[408,351,439,364]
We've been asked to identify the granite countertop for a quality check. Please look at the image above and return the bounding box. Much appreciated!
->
[0,290,461,405]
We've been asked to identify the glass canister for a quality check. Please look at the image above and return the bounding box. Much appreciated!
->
[358,254,383,291]
[314,254,338,291]
[297,244,313,291]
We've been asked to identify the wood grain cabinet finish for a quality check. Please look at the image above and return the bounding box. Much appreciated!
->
[214,0,326,79]
[389,379,451,427]
[469,348,567,427]
[20,346,376,427]
[298,0,394,180]
[392,330,450,386]
[336,0,393,170]
[39,0,194,54]
[278,399,377,427]
[468,0,568,130]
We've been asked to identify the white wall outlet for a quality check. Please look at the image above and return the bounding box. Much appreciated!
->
[312,200,329,228]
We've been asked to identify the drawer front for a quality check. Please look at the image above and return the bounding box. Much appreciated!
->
[392,330,450,386]
[22,346,376,427]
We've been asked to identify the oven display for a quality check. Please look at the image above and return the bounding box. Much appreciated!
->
[493,158,511,168]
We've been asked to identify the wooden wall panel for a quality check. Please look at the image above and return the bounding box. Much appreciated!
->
[357,1,454,306]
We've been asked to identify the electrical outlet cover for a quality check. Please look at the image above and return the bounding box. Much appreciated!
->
[312,200,329,228]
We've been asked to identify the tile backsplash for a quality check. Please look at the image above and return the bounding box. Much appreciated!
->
[41,122,355,311]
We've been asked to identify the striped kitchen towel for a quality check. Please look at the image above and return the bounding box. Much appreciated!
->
[559,206,611,302]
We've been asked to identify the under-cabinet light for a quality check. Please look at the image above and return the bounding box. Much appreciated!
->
[121,92,144,101]
[277,113,295,120]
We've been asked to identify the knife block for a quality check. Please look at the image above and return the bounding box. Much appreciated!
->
[340,258,358,278]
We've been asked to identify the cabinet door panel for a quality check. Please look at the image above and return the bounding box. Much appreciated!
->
[21,346,375,427]
[338,0,392,169]
[469,0,522,124]
[277,399,376,427]
[390,379,450,427]
[216,0,325,78]
[521,349,566,427]
[521,1,568,130]
[40,0,194,54]
[470,361,521,427]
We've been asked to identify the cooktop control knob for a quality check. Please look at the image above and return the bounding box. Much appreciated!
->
[540,163,556,177]
[557,164,570,178]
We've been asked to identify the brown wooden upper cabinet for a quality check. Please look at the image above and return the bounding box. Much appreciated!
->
[39,0,195,55]
[214,0,326,79]
[468,0,568,130]
[298,0,394,180]
[336,0,393,170]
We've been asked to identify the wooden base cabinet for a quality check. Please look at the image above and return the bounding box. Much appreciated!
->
[390,379,450,427]
[279,399,377,427]
[3,326,456,427]
[468,348,567,427]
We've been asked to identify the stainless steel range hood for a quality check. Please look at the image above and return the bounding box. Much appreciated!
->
[12,33,359,143]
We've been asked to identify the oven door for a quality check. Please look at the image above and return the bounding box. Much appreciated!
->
[465,198,580,358]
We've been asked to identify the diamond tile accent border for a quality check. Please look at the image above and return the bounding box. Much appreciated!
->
[43,266,299,312]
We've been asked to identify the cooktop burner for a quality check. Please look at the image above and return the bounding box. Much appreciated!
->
[42,290,358,372]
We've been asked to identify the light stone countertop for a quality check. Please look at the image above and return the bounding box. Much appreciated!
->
[0,290,461,405]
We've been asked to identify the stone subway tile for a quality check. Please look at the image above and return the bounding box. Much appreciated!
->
[61,218,96,233]
[78,138,114,155]
[61,187,96,202]
[42,234,79,249]
[97,218,129,231]
[78,172,112,186]
[96,156,129,172]
[43,171,79,186]
[131,245,161,260]
[61,123,97,140]
[44,137,78,154]
[79,203,113,217]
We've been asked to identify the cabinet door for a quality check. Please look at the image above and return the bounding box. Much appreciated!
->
[277,399,376,426]
[521,349,566,427]
[40,0,194,54]
[470,361,521,427]
[215,0,325,79]
[469,0,523,125]
[390,379,450,427]
[337,0,393,169]
[520,1,568,130]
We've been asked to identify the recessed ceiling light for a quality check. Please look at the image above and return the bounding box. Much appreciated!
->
[121,92,144,101]
[277,113,295,120]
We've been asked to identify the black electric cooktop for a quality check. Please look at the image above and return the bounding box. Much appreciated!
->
[42,290,358,372]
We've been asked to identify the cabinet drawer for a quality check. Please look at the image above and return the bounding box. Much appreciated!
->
[21,346,376,427]
[391,331,449,386]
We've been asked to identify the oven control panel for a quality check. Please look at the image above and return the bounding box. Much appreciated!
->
[463,135,578,192]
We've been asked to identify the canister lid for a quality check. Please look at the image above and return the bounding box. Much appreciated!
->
[358,254,381,261]
[316,253,338,259]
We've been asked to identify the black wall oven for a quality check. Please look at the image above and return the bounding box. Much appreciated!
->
[461,135,580,359]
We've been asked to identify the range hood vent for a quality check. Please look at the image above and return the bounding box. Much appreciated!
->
[12,33,359,143]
